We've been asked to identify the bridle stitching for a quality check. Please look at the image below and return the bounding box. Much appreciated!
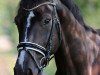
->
[26,47,45,57]
[18,42,46,51]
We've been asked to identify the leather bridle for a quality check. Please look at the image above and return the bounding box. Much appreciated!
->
[17,1,62,71]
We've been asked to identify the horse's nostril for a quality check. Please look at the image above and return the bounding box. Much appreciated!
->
[27,69,33,75]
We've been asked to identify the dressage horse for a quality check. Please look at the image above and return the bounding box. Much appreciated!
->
[14,0,100,75]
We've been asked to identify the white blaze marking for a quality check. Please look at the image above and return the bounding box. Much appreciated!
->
[27,11,35,27]
[18,12,35,69]
[18,50,26,69]
[24,11,35,42]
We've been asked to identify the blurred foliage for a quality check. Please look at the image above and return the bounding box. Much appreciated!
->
[76,0,100,10]
[75,0,100,28]
[0,0,19,50]
[0,0,100,75]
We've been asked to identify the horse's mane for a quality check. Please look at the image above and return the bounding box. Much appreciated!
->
[60,0,97,33]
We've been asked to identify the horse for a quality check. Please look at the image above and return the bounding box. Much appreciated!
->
[14,0,100,75]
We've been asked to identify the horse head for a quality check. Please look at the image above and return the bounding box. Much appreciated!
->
[14,0,62,75]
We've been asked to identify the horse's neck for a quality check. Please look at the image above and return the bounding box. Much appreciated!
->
[56,0,86,47]
[57,2,85,36]
[54,33,77,75]
[54,1,86,75]
[55,1,100,75]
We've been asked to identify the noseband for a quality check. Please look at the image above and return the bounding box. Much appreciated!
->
[17,1,62,71]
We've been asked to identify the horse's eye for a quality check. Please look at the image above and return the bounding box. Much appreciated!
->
[43,19,51,25]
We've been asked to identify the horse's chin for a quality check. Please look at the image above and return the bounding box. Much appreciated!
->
[27,67,44,75]
[14,67,43,75]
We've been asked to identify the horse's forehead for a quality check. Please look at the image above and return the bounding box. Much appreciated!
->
[23,11,35,42]
[28,11,35,17]
[26,11,35,27]
[21,0,50,10]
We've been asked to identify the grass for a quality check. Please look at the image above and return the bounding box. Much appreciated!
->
[44,59,57,75]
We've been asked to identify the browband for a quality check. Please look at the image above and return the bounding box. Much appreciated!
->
[22,2,56,11]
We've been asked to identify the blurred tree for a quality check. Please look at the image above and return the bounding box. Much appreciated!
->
[75,0,100,28]
[0,0,19,52]
[76,0,100,10]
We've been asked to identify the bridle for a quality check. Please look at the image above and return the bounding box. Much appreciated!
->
[17,1,62,71]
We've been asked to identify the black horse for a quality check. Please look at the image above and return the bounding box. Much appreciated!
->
[14,0,100,75]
